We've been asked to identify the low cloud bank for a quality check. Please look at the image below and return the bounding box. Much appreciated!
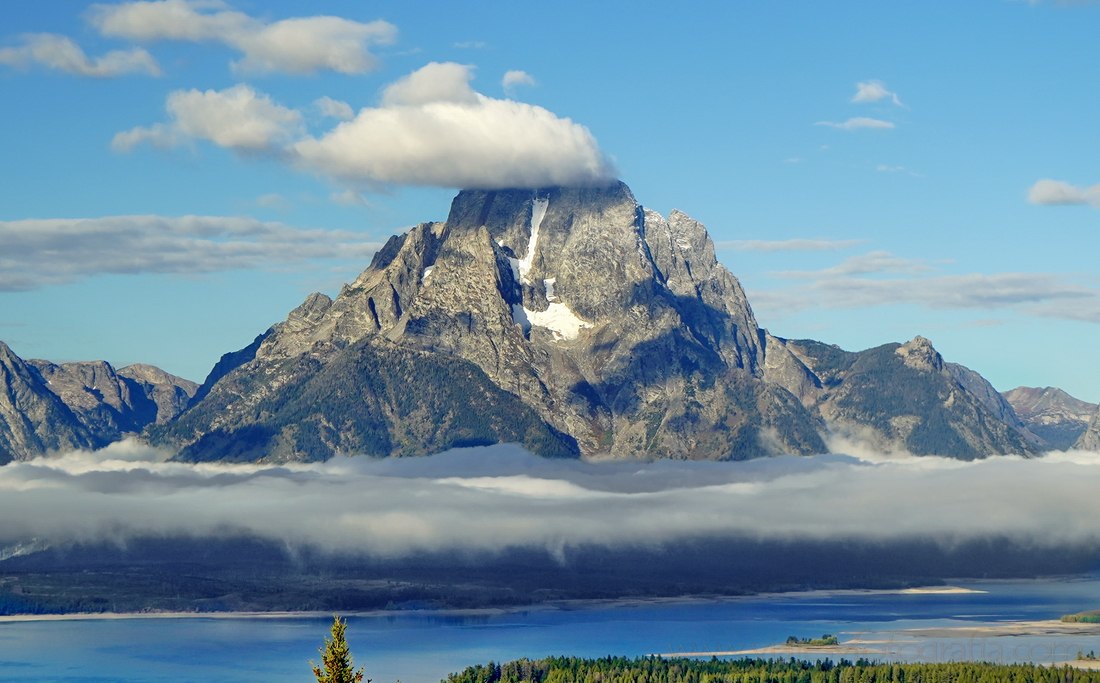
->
[2,440,1099,561]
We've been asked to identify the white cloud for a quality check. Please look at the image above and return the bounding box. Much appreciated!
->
[294,62,615,189]
[852,80,904,106]
[380,61,480,107]
[502,69,536,93]
[113,84,303,153]
[88,0,396,75]
[112,62,614,189]
[0,214,380,290]
[815,117,895,131]
[4,442,1100,558]
[314,96,354,121]
[715,238,865,252]
[0,33,160,77]
[1027,179,1100,207]
[230,16,396,75]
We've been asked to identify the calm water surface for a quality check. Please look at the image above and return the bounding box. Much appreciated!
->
[3,576,1100,683]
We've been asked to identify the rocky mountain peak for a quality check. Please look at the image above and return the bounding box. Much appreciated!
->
[1004,386,1100,450]
[895,335,943,372]
[160,180,822,461]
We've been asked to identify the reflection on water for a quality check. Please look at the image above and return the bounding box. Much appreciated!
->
[0,575,1099,683]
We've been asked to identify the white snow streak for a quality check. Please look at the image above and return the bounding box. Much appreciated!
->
[516,197,549,283]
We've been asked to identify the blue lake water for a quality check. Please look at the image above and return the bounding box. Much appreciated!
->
[3,577,1100,683]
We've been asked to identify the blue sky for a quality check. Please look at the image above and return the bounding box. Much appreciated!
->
[1,0,1097,402]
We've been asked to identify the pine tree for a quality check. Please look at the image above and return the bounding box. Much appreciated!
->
[312,615,367,683]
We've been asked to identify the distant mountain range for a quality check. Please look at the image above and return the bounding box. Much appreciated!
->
[2,181,1097,463]
[0,341,195,464]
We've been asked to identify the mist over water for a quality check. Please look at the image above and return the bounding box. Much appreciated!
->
[2,439,1099,559]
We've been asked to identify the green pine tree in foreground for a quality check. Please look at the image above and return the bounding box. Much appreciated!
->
[312,615,366,683]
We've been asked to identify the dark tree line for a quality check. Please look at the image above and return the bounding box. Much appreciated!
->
[446,656,1100,683]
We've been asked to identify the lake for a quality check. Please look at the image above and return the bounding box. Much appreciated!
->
[2,576,1100,683]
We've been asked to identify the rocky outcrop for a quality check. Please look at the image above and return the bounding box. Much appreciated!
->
[0,342,95,463]
[159,182,825,462]
[1003,386,1097,450]
[0,340,198,462]
[27,360,197,443]
[1074,408,1100,451]
[763,335,1038,458]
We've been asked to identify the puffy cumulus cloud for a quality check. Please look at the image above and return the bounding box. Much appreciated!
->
[852,80,904,107]
[0,214,380,290]
[1028,179,1100,207]
[380,61,480,106]
[3,441,1100,558]
[0,33,160,77]
[502,69,536,93]
[815,117,895,131]
[88,0,396,75]
[293,62,615,188]
[113,84,302,153]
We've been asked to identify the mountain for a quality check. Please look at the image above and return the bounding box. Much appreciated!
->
[0,341,197,462]
[0,341,95,463]
[27,360,197,445]
[155,182,825,462]
[156,181,1040,463]
[762,335,1037,458]
[1076,408,1100,451]
[1002,386,1097,450]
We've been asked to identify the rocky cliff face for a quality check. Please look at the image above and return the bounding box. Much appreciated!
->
[0,342,95,463]
[0,341,197,462]
[27,360,197,443]
[1003,386,1097,450]
[159,182,825,462]
[1075,408,1100,451]
[763,334,1038,458]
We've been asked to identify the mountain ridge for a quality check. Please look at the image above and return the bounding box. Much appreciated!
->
[150,181,1039,462]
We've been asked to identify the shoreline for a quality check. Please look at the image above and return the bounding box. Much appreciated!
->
[658,620,1100,659]
[0,584,988,623]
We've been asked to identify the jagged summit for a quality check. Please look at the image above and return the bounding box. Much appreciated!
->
[156,181,822,462]
[140,180,1043,463]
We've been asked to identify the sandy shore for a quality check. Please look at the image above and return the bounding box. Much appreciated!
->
[658,619,1100,659]
[660,644,888,657]
[906,619,1100,639]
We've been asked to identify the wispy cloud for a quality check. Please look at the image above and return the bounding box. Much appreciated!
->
[330,189,369,207]
[815,117,895,131]
[752,251,1100,322]
[88,0,397,75]
[502,69,535,94]
[715,238,865,252]
[852,80,904,107]
[1028,179,1100,207]
[0,33,160,77]
[314,96,354,122]
[0,215,379,290]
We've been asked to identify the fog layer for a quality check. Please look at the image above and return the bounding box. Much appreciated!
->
[2,440,1097,559]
